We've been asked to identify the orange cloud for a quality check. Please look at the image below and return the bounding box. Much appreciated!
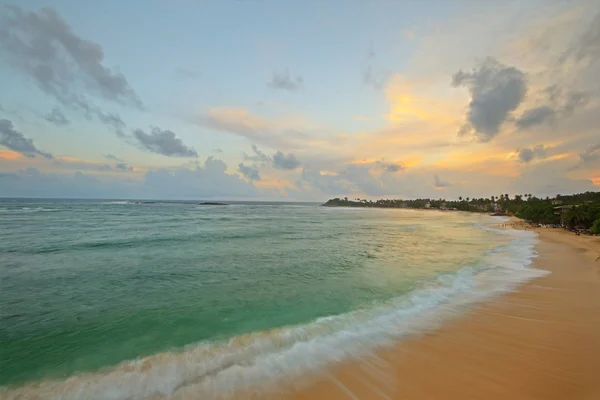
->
[0,149,23,161]
[385,75,459,124]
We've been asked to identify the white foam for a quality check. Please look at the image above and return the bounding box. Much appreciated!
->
[2,225,548,400]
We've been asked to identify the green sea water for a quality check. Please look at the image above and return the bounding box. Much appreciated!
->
[0,199,543,399]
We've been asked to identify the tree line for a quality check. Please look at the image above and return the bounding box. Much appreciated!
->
[323,191,600,233]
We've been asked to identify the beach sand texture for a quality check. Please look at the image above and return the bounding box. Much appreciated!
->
[254,226,600,400]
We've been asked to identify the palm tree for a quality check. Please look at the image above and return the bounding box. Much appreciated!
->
[564,207,589,227]
[459,196,463,201]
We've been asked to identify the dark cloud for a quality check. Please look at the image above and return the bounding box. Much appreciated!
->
[579,142,600,164]
[238,163,261,180]
[115,163,133,172]
[243,144,271,165]
[0,5,142,110]
[105,154,123,162]
[0,118,52,158]
[132,127,198,157]
[272,151,301,170]
[376,161,404,173]
[434,174,450,188]
[267,69,303,91]
[97,111,126,136]
[44,107,69,126]
[363,65,391,90]
[517,145,547,163]
[563,91,589,115]
[452,57,527,141]
[515,105,556,129]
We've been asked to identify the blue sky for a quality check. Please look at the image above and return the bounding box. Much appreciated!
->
[1,0,599,199]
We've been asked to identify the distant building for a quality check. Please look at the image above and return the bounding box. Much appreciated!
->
[553,205,573,216]
[554,205,574,226]
[552,199,563,205]
[425,202,431,209]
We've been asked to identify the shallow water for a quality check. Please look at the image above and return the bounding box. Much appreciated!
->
[0,199,543,398]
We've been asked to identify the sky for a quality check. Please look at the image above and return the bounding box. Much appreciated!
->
[0,0,599,200]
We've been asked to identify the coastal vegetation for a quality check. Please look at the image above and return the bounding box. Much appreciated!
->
[323,191,600,232]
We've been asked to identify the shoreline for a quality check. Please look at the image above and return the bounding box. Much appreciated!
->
[255,221,600,400]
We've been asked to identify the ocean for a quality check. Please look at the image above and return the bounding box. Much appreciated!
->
[0,199,546,399]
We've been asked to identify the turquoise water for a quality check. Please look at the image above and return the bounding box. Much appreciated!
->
[0,199,543,399]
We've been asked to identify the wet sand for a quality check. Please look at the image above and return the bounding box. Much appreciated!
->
[259,224,600,400]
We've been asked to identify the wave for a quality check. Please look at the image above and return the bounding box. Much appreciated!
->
[6,229,281,255]
[0,207,61,213]
[1,227,547,400]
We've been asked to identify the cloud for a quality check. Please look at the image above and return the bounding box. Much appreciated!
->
[452,57,527,141]
[238,163,261,180]
[144,157,258,199]
[376,161,404,173]
[267,68,303,91]
[132,127,198,157]
[97,111,126,136]
[1,158,261,199]
[562,91,589,115]
[44,107,69,126]
[344,164,386,196]
[515,105,556,129]
[363,65,391,90]
[272,151,301,170]
[512,157,597,197]
[105,154,123,162]
[0,118,52,158]
[193,108,313,150]
[579,142,600,164]
[433,174,450,188]
[241,145,301,170]
[52,156,114,172]
[0,5,142,109]
[243,144,271,165]
[299,167,350,194]
[517,145,547,163]
[515,90,588,131]
[559,12,600,66]
[115,163,133,172]
[213,148,223,153]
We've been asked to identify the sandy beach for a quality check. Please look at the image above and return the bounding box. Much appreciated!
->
[257,223,600,400]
